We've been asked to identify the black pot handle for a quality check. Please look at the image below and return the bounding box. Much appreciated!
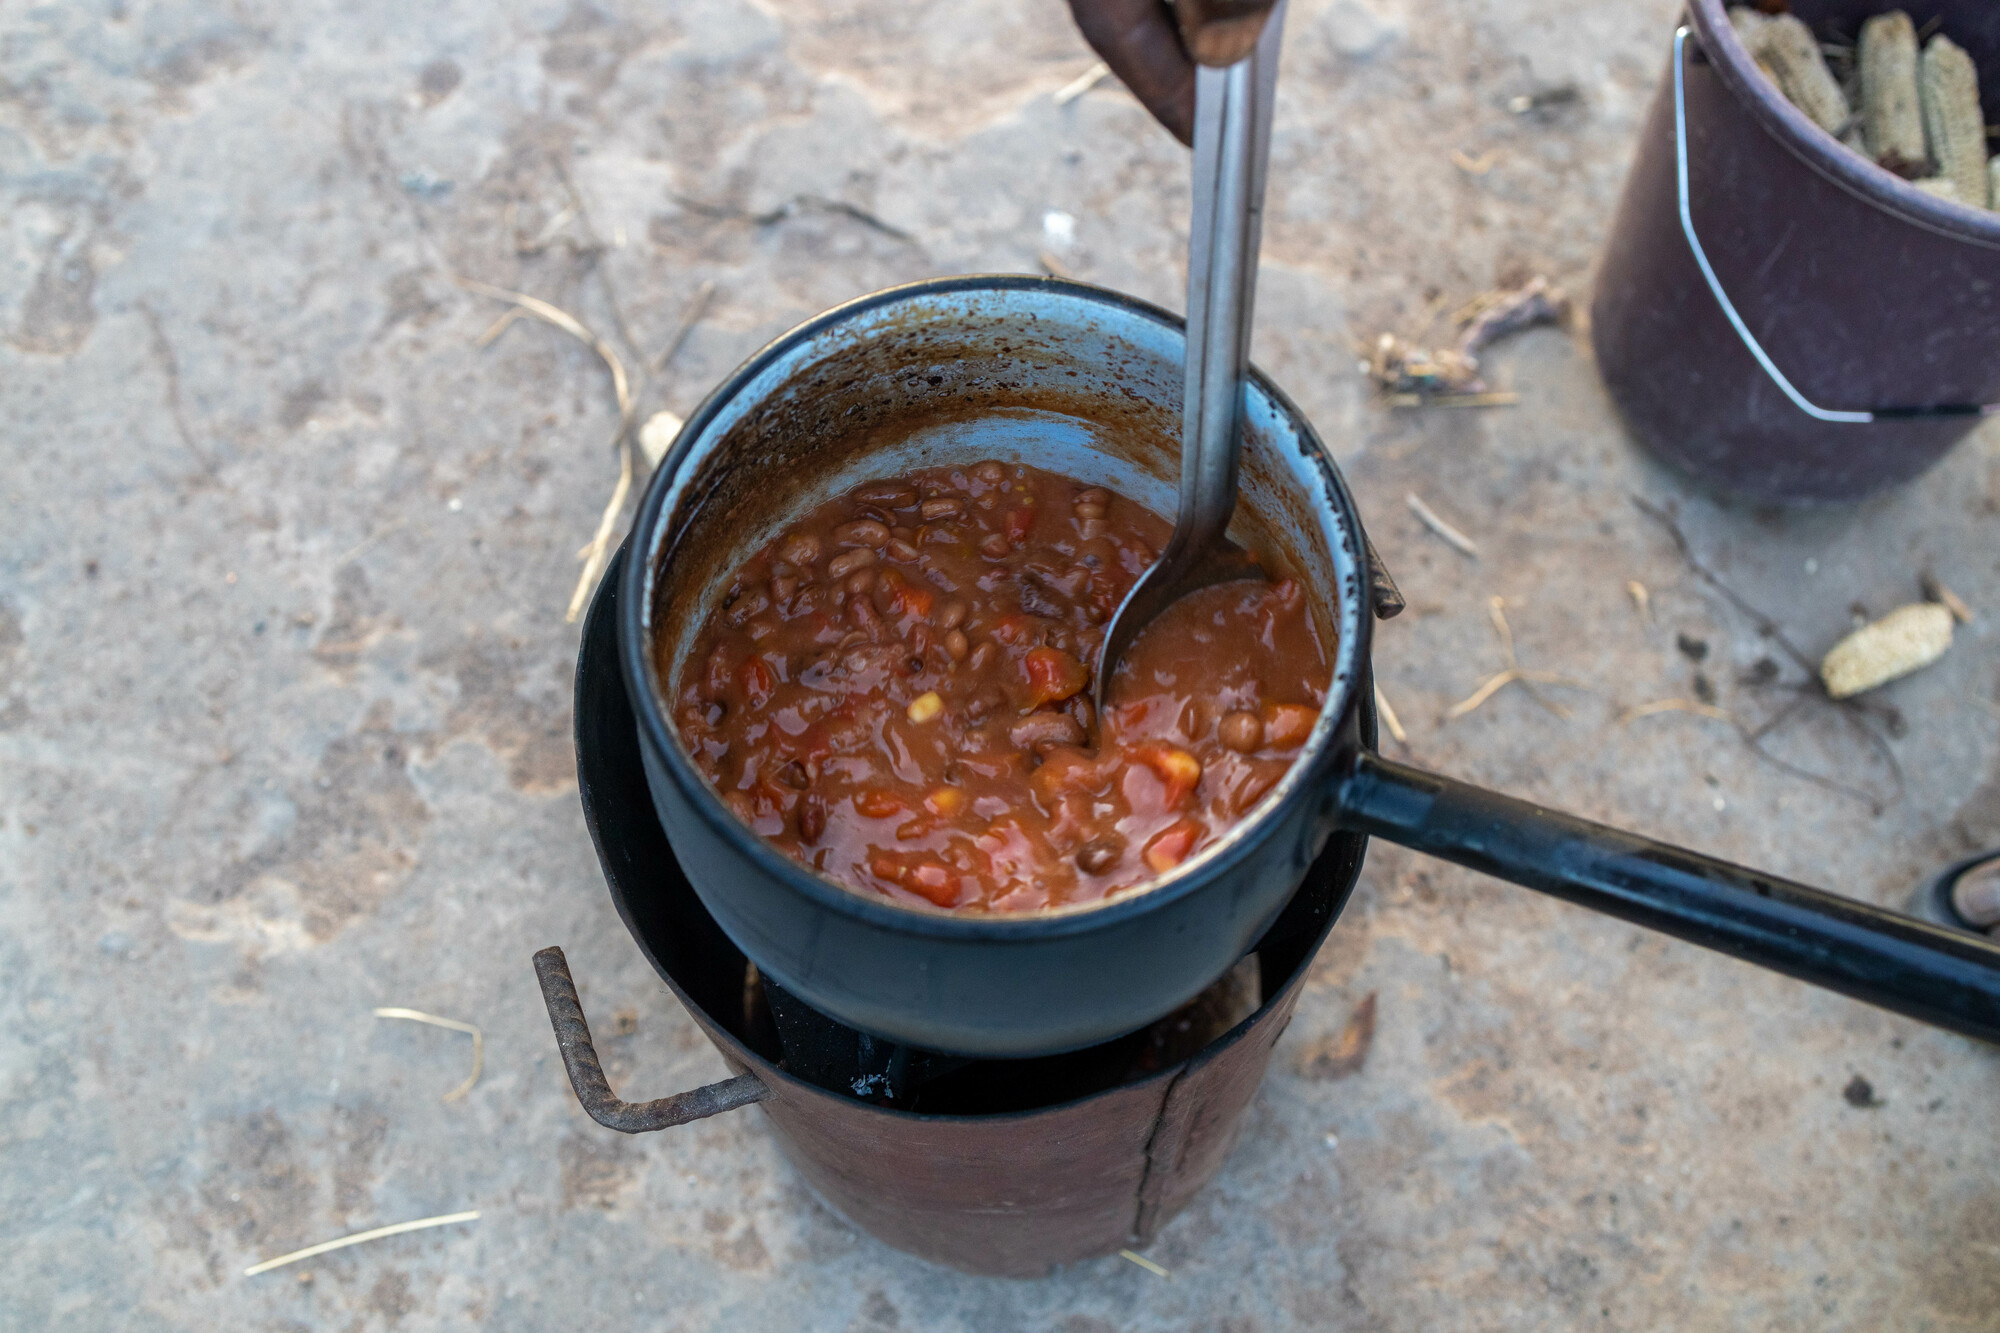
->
[533,946,772,1132]
[1333,752,2000,1044]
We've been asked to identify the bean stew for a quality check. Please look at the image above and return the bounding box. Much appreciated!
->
[666,460,1332,913]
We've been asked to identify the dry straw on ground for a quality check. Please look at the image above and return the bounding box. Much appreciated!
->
[374,1007,484,1101]
[243,1211,481,1278]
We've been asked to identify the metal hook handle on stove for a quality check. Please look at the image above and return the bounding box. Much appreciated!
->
[1331,751,2000,1044]
[533,946,771,1133]
[1671,24,1996,424]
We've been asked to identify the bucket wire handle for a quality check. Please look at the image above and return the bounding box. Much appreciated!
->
[1672,25,1994,424]
[533,946,771,1133]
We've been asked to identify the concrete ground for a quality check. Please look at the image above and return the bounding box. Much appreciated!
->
[5,0,1999,1327]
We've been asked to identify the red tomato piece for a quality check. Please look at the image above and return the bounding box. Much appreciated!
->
[1262,703,1319,749]
[737,656,776,708]
[854,788,905,819]
[905,860,962,907]
[1021,646,1087,709]
[1133,743,1203,808]
[1005,508,1034,544]
[877,571,935,622]
[1143,819,1204,874]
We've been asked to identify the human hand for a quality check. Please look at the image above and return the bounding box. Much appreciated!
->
[1065,0,1198,144]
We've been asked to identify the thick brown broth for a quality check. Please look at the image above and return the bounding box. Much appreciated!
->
[666,459,1332,913]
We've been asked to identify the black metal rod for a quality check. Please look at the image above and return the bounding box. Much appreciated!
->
[533,946,771,1133]
[1334,752,2000,1044]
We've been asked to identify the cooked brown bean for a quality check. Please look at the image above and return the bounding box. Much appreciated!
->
[980,532,1012,559]
[797,793,828,844]
[886,538,920,563]
[1219,710,1263,753]
[1010,712,1086,752]
[779,531,822,567]
[769,575,798,605]
[1075,836,1124,875]
[920,497,965,520]
[972,460,1007,483]
[1072,502,1107,520]
[943,628,970,661]
[967,640,997,672]
[854,482,919,509]
[834,519,890,549]
[844,568,877,597]
[966,686,1007,721]
[724,590,770,628]
[826,548,877,579]
[1064,693,1096,735]
[1077,517,1108,541]
[936,598,969,631]
[846,591,882,630]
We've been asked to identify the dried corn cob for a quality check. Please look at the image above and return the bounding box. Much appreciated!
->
[1728,6,1770,52]
[1763,14,1853,134]
[1860,11,1927,174]
[1921,34,1988,207]
[1820,603,1954,699]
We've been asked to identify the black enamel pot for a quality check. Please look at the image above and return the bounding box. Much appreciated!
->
[619,275,2000,1058]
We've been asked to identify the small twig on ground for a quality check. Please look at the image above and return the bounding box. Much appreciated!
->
[1118,1249,1171,1278]
[1054,60,1111,105]
[1450,148,1499,174]
[1630,496,1814,674]
[553,159,645,363]
[1385,391,1518,409]
[567,445,634,623]
[676,193,914,242]
[1620,698,1733,725]
[1627,580,1651,620]
[1374,684,1409,744]
[1039,249,1072,278]
[1921,571,1975,623]
[1444,597,1582,721]
[1366,277,1565,404]
[453,277,631,420]
[374,1007,484,1102]
[244,1211,480,1278]
[651,280,717,374]
[1405,493,1480,558]
[1630,496,1903,811]
[455,276,640,621]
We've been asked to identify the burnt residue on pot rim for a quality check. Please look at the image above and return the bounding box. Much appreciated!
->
[618,274,1373,938]
[1689,0,2000,248]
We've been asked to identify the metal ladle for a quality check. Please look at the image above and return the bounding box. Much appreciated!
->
[1093,0,1286,717]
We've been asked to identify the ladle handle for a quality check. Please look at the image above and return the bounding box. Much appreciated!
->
[534,946,771,1133]
[1333,752,2000,1044]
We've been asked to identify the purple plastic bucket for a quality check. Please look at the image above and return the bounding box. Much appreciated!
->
[1593,1,2000,503]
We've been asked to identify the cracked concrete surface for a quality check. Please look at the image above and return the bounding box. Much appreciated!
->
[4,0,1999,1327]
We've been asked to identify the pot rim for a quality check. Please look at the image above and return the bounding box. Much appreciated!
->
[619,273,1373,942]
[1687,0,2000,250]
